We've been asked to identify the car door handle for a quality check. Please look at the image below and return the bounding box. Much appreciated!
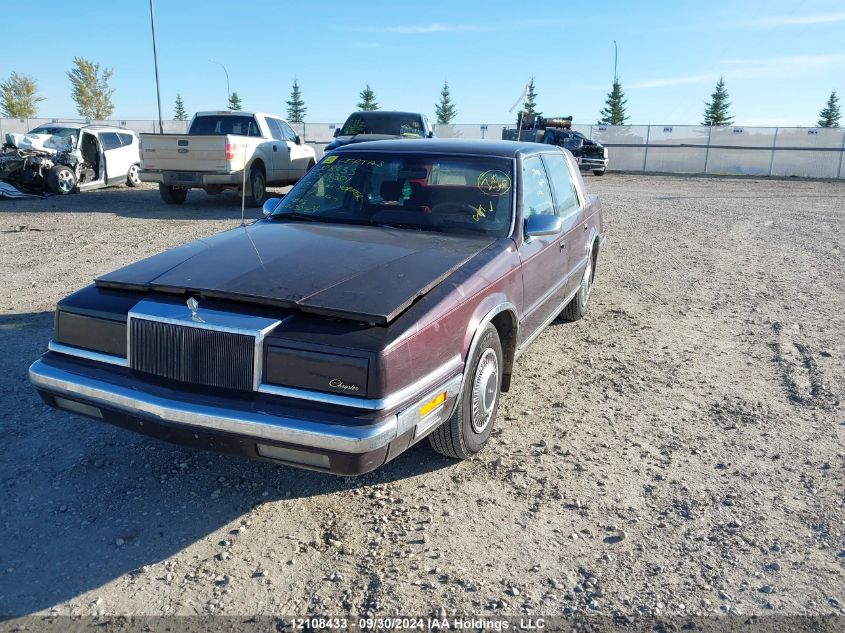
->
[559,241,566,250]
[584,223,589,231]
[273,145,277,152]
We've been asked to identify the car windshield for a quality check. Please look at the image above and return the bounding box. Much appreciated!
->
[340,113,425,137]
[189,115,262,137]
[29,127,78,141]
[272,152,514,237]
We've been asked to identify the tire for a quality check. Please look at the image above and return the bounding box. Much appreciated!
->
[159,184,187,204]
[245,164,266,208]
[593,170,605,177]
[126,164,141,187]
[47,165,77,195]
[429,324,502,459]
[561,243,595,321]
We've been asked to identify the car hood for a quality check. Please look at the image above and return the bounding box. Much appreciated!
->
[96,221,496,324]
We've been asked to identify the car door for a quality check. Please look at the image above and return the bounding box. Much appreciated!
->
[280,120,312,180]
[542,151,587,298]
[517,154,567,340]
[100,132,128,182]
[264,118,290,183]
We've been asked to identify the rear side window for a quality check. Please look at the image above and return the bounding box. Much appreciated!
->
[189,115,262,137]
[521,156,554,217]
[266,118,285,141]
[99,132,121,150]
[118,133,134,146]
[541,153,580,216]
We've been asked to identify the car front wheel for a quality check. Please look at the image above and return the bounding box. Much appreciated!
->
[47,165,77,194]
[429,324,502,459]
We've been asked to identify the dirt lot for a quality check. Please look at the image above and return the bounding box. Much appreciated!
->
[1,176,843,621]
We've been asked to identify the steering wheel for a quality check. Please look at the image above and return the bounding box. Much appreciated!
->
[431,201,486,217]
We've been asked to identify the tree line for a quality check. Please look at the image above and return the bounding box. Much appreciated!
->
[1,61,841,129]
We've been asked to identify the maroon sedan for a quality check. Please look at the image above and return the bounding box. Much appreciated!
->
[29,139,605,475]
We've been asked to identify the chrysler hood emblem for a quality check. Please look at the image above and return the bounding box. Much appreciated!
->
[187,296,202,321]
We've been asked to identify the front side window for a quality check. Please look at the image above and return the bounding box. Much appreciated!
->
[280,121,298,142]
[266,118,285,141]
[542,153,580,216]
[520,156,554,217]
[271,152,514,237]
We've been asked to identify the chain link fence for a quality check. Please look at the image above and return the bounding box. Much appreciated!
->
[3,118,843,179]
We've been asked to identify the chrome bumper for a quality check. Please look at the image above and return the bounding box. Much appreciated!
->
[29,358,397,454]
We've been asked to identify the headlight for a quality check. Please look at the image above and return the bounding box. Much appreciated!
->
[603,148,609,158]
[264,345,369,397]
[55,310,126,358]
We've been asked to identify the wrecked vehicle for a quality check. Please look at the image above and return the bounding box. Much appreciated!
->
[0,124,141,195]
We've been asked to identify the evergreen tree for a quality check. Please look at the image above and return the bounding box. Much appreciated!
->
[598,79,628,125]
[435,80,457,124]
[702,77,733,126]
[357,84,378,111]
[67,57,114,120]
[523,77,540,117]
[228,91,243,111]
[0,72,44,118]
[286,79,307,123]
[817,90,841,128]
[173,93,188,121]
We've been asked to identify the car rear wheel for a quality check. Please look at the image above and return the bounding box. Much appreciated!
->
[561,245,594,321]
[126,164,141,187]
[429,324,502,459]
[47,165,77,195]
[159,184,187,204]
[245,164,266,207]
[593,170,605,176]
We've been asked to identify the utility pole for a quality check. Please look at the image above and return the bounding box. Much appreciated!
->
[209,59,231,108]
[613,40,618,82]
[149,0,164,133]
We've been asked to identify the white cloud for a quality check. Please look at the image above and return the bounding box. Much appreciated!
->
[748,12,845,27]
[630,73,719,89]
[366,23,491,34]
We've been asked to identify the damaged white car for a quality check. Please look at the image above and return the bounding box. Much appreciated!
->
[0,124,141,195]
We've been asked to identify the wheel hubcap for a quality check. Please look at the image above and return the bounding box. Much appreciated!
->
[471,348,499,434]
[129,166,139,183]
[252,175,264,200]
[581,254,593,304]
[57,170,73,192]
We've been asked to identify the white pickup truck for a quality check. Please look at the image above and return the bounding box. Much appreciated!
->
[139,111,316,206]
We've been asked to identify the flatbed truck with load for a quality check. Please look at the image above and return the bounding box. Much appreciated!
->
[502,114,608,176]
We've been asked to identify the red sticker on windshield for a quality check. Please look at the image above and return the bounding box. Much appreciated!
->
[477,170,512,196]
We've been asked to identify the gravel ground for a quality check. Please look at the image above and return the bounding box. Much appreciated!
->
[0,176,843,620]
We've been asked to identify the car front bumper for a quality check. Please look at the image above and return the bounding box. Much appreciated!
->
[575,157,608,171]
[29,352,461,475]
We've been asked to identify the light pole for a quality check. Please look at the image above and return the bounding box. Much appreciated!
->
[613,40,618,83]
[148,0,163,133]
[209,59,230,108]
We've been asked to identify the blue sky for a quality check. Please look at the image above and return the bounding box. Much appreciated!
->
[1,0,843,126]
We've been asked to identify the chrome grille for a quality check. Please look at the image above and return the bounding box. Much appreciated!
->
[129,318,255,391]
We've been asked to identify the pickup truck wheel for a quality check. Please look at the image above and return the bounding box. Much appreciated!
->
[561,247,593,321]
[159,184,187,204]
[429,324,502,459]
[126,164,141,187]
[47,165,76,195]
[246,165,266,207]
[592,170,605,177]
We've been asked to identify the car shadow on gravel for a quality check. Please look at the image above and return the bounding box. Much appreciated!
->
[0,311,454,615]
[0,185,291,221]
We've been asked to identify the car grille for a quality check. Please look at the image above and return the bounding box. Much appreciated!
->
[129,318,255,391]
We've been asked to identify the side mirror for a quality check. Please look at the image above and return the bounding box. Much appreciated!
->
[262,196,285,216]
[333,128,341,138]
[295,135,303,145]
[524,214,563,238]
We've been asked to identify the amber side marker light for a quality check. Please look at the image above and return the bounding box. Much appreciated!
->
[420,392,447,417]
